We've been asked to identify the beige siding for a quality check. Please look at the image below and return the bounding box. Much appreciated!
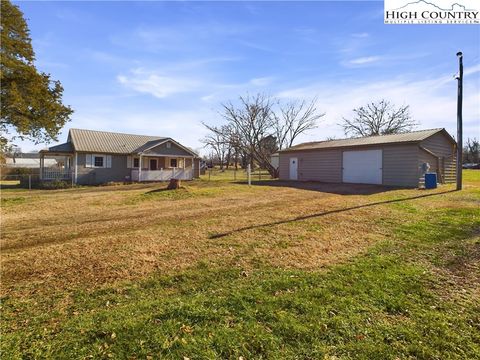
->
[299,150,342,182]
[421,132,455,158]
[382,145,419,187]
[278,131,457,187]
[419,133,456,183]
[145,141,193,157]
[279,153,290,180]
[281,144,421,187]
[279,150,342,182]
[76,153,130,185]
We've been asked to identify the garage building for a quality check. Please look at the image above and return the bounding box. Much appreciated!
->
[278,128,456,187]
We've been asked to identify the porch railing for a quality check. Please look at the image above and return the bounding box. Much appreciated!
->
[42,168,72,180]
[131,168,193,182]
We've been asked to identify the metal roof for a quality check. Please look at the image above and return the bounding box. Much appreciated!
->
[69,129,167,154]
[41,129,198,156]
[46,142,74,153]
[280,128,451,152]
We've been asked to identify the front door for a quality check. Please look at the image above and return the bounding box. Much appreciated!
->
[149,159,157,170]
[289,157,298,180]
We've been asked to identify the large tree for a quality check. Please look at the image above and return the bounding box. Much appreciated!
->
[0,0,73,150]
[202,94,324,177]
[274,98,324,150]
[340,99,416,137]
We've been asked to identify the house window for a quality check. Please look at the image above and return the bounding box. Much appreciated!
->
[133,158,140,168]
[94,156,104,168]
[170,158,177,168]
[166,142,171,148]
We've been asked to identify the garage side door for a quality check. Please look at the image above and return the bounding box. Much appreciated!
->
[342,150,382,185]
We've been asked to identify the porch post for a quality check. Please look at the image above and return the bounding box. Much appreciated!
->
[138,154,142,182]
[39,153,44,180]
[74,152,78,184]
[191,156,194,180]
[65,155,69,178]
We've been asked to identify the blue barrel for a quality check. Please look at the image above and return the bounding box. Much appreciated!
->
[425,173,437,189]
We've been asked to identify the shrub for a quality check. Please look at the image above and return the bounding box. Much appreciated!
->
[39,180,72,190]
[18,177,72,190]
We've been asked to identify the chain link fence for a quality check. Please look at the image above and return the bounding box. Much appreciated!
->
[1,167,274,190]
[0,173,38,190]
[200,168,272,182]
[0,171,74,190]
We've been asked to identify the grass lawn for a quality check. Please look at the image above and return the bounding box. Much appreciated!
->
[1,171,479,359]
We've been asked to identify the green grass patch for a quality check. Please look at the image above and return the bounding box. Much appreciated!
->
[124,186,207,204]
[463,169,480,182]
[2,202,479,359]
[0,196,26,206]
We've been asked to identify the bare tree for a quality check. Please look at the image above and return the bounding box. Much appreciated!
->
[463,138,479,164]
[221,93,276,174]
[201,93,324,178]
[200,124,231,170]
[340,99,417,137]
[274,98,325,150]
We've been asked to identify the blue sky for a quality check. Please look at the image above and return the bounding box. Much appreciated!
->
[14,0,480,153]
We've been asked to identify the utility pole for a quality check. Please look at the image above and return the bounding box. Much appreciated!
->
[456,51,463,191]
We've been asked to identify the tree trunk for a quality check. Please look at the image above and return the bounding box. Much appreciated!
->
[225,148,231,170]
[167,178,181,190]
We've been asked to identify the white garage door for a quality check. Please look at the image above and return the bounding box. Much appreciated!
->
[342,150,382,185]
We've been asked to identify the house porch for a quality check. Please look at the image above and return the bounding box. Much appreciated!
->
[130,155,196,182]
[39,151,74,181]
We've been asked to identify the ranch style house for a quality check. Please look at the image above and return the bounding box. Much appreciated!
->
[39,128,200,185]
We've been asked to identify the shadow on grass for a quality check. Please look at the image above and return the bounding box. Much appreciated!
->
[0,184,22,190]
[234,180,404,196]
[209,190,457,239]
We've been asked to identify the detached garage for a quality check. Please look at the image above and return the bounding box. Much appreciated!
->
[278,128,457,188]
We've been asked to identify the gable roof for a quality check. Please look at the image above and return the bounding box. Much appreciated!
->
[280,128,454,152]
[47,142,74,153]
[41,128,198,156]
[69,128,167,154]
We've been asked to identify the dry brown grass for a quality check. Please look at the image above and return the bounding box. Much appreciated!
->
[0,180,461,297]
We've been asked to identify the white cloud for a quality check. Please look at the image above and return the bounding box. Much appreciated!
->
[276,65,480,143]
[351,32,369,38]
[249,77,274,86]
[117,69,201,98]
[347,56,382,65]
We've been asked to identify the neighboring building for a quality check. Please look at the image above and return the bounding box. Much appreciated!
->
[270,152,279,170]
[39,128,200,185]
[278,128,456,187]
[4,153,58,168]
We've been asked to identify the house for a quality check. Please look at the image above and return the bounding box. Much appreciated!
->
[39,128,200,185]
[278,128,456,187]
